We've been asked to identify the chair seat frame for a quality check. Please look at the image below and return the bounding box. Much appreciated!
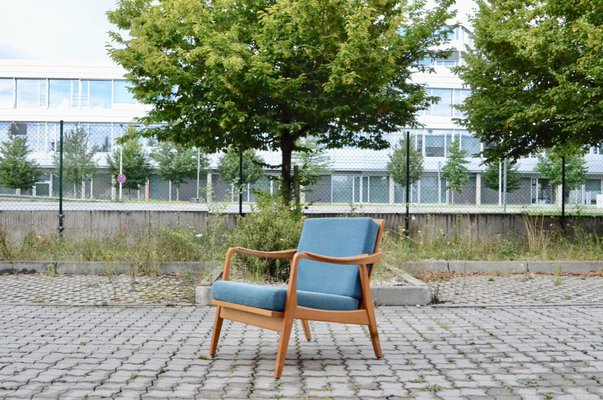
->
[210,219,384,378]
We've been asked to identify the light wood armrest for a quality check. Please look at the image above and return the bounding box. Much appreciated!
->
[230,247,297,259]
[300,251,382,265]
[221,247,297,280]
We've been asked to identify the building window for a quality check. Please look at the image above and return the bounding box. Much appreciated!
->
[585,179,601,205]
[332,175,354,203]
[27,123,46,152]
[429,89,453,117]
[0,79,14,108]
[453,89,470,117]
[89,123,112,152]
[461,132,481,157]
[331,175,388,204]
[531,178,553,204]
[88,80,112,109]
[49,79,72,108]
[16,79,47,108]
[394,182,418,203]
[419,175,446,204]
[114,80,136,104]
[425,129,445,157]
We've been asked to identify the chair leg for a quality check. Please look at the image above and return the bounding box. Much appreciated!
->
[274,315,295,379]
[301,320,312,341]
[365,306,382,358]
[209,306,223,357]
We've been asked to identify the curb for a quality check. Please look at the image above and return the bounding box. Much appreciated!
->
[0,261,218,275]
[406,260,603,274]
[195,273,432,307]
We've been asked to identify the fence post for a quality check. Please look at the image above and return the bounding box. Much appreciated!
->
[561,155,566,218]
[404,130,410,237]
[239,149,243,216]
[58,120,64,236]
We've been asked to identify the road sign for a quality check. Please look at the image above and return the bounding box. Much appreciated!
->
[117,174,127,184]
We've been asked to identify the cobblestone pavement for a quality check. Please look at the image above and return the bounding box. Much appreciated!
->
[1,305,603,399]
[428,274,603,306]
[0,274,195,305]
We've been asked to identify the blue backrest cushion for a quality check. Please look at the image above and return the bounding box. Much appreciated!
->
[296,218,379,300]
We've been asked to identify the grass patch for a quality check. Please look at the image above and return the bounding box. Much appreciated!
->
[1,209,603,283]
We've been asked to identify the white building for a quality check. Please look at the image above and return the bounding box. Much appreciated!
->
[1,26,602,208]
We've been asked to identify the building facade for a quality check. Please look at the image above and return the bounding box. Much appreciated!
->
[1,26,602,209]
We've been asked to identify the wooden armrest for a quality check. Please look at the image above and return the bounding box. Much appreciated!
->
[230,247,297,259]
[300,251,382,265]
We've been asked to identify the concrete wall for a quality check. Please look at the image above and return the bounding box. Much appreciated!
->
[2,209,603,241]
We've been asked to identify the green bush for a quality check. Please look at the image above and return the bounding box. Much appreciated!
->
[227,195,303,281]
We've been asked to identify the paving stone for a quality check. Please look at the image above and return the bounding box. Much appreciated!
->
[429,274,603,305]
[0,274,602,399]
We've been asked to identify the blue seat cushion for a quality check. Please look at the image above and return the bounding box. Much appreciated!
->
[297,218,379,300]
[212,281,359,312]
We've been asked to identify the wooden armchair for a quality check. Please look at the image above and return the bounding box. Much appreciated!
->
[210,217,384,378]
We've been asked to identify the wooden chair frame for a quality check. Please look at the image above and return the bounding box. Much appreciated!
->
[210,219,385,378]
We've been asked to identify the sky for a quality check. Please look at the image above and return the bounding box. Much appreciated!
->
[0,0,476,64]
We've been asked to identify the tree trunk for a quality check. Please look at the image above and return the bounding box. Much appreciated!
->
[280,133,295,205]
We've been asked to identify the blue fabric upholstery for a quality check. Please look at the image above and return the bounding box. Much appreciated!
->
[296,218,379,300]
[212,281,359,311]
[297,290,358,310]
[212,281,286,311]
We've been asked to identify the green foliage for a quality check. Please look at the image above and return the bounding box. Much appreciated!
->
[482,160,521,193]
[0,124,39,192]
[536,148,588,189]
[227,196,303,280]
[442,138,469,203]
[107,130,151,193]
[152,142,207,200]
[455,0,603,161]
[53,127,98,197]
[218,147,265,192]
[107,0,455,202]
[292,138,332,188]
[387,135,424,189]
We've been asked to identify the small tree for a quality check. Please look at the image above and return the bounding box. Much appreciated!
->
[152,142,207,201]
[442,138,469,204]
[536,148,587,191]
[107,135,151,199]
[291,138,332,201]
[218,147,265,200]
[483,160,521,193]
[54,127,98,199]
[0,124,38,194]
[387,135,424,201]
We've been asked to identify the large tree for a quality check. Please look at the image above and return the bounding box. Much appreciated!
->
[455,0,603,161]
[54,127,98,198]
[152,142,207,201]
[0,124,38,194]
[107,0,454,203]
[387,135,424,192]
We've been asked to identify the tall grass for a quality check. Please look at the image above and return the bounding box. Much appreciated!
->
[1,213,601,281]
[380,215,603,271]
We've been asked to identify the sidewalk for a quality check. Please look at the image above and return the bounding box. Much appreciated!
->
[0,273,602,399]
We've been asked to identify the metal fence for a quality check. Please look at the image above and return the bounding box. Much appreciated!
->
[1,121,603,220]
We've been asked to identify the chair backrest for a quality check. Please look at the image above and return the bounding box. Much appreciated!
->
[296,218,381,300]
